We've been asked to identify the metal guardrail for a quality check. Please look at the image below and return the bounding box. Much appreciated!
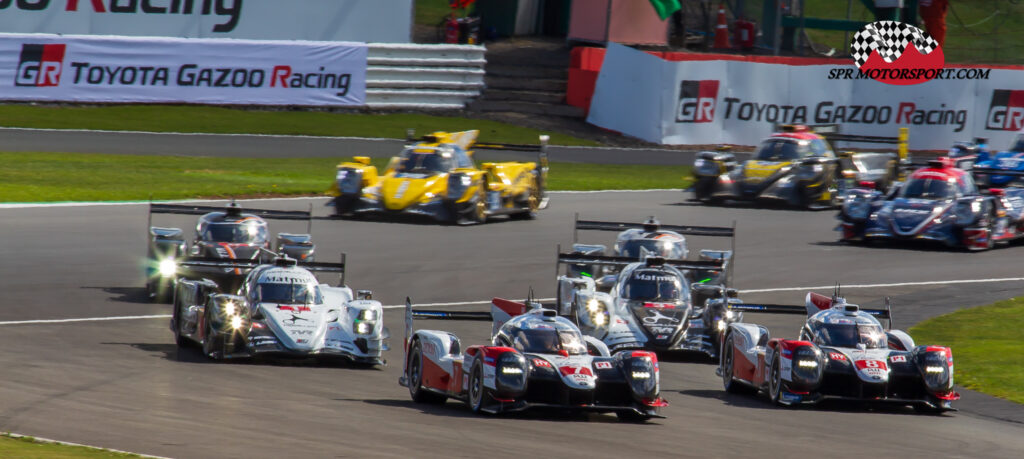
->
[366,43,486,110]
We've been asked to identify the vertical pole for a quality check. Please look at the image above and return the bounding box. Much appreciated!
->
[843,0,852,52]
[772,0,782,55]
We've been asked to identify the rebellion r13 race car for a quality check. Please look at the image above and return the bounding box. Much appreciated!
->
[329,129,549,224]
[719,292,958,412]
[399,297,667,421]
[146,201,315,302]
[692,124,907,209]
[170,254,388,364]
[839,158,1024,251]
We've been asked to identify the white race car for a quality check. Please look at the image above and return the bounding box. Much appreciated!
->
[171,255,389,365]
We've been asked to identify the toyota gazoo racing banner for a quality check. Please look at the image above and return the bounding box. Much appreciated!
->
[1,33,367,106]
[587,43,1023,149]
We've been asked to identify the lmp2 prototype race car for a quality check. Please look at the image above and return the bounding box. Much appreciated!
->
[330,130,549,224]
[146,201,315,301]
[839,158,1024,250]
[170,254,388,364]
[719,292,958,411]
[555,217,741,358]
[399,297,667,421]
[966,131,1024,188]
[692,124,907,209]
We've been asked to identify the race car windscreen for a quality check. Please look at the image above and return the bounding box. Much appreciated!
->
[396,150,452,175]
[619,239,685,260]
[201,222,268,244]
[622,270,684,301]
[900,177,954,200]
[812,322,886,349]
[754,139,804,161]
[512,329,586,355]
[258,282,323,304]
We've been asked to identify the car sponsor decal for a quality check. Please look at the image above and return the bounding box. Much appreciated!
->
[782,392,802,403]
[829,352,846,361]
[594,361,612,370]
[532,358,552,368]
[642,302,676,309]
[277,305,311,312]
[890,355,907,363]
[421,341,439,358]
[855,359,888,379]
[559,366,594,384]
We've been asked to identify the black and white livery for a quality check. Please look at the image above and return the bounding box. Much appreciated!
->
[146,201,315,302]
[171,254,388,365]
[399,297,667,421]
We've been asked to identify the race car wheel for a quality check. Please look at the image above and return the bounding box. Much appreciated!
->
[171,300,191,348]
[468,357,491,413]
[768,352,783,405]
[721,334,754,394]
[408,339,447,404]
[510,184,540,220]
[202,317,224,361]
[471,186,488,224]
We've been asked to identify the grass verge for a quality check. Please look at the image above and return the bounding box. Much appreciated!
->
[0,105,598,147]
[909,298,1024,404]
[0,152,691,202]
[0,434,140,458]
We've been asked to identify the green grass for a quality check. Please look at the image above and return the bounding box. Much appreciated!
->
[909,298,1024,404]
[0,152,691,202]
[0,104,598,147]
[415,0,461,26]
[0,434,140,458]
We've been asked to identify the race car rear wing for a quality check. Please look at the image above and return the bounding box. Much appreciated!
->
[176,253,347,285]
[557,247,726,272]
[572,214,735,241]
[776,123,909,163]
[148,201,314,233]
[728,301,892,325]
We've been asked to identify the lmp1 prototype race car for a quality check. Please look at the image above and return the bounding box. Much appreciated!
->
[399,297,667,421]
[329,129,549,224]
[838,158,1024,250]
[146,201,315,302]
[967,131,1024,188]
[719,292,958,411]
[692,124,906,209]
[170,254,388,364]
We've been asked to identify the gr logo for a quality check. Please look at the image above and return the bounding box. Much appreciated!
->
[676,80,719,123]
[986,89,1024,131]
[15,43,66,87]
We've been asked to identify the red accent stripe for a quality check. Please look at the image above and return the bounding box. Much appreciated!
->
[808,292,832,311]
[491,298,526,317]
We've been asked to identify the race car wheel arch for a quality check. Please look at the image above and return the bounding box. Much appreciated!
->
[408,338,447,404]
[468,357,490,413]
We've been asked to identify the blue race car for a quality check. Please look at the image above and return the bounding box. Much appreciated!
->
[970,131,1024,188]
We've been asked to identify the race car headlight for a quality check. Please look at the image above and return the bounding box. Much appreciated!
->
[919,350,952,391]
[954,200,981,226]
[223,301,237,316]
[337,168,363,194]
[447,173,473,199]
[695,159,721,176]
[495,352,528,395]
[355,321,374,335]
[582,299,609,329]
[797,163,824,180]
[358,309,378,321]
[843,199,871,220]
[626,355,658,397]
[158,258,177,277]
[791,346,824,385]
[230,315,244,330]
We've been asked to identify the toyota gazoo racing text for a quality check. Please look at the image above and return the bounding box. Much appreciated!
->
[399,297,667,421]
[556,217,740,358]
[329,129,549,224]
[719,292,958,411]
[839,157,1024,251]
[170,255,388,365]
[692,124,907,209]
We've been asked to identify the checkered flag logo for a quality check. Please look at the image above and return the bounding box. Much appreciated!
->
[850,21,939,68]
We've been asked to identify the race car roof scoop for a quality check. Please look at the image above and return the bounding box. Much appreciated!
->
[225,201,243,217]
[274,256,298,267]
[644,256,666,267]
[642,217,660,232]
[843,304,860,315]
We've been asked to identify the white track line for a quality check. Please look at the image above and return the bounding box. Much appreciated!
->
[1,277,1022,326]
[2,433,171,459]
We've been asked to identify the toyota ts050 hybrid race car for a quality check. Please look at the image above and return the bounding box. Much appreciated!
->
[966,131,1024,188]
[399,297,667,421]
[555,217,741,358]
[719,292,958,412]
[329,129,549,224]
[691,124,907,209]
[146,201,315,302]
[839,158,1024,251]
[169,254,388,365]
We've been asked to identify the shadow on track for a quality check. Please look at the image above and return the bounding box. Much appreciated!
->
[679,389,953,417]
[101,342,384,370]
[82,286,150,304]
[357,399,658,424]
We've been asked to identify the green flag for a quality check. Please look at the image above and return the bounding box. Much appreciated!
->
[648,0,681,21]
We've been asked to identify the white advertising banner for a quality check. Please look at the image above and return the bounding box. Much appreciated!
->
[588,43,1024,150]
[0,33,367,106]
[0,0,412,43]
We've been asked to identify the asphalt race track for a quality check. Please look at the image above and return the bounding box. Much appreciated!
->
[1,191,1023,458]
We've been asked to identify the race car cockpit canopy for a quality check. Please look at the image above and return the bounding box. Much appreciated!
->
[620,267,686,302]
[901,168,975,200]
[508,318,587,355]
[807,312,886,349]
[255,268,323,304]
[199,219,269,244]
[395,145,473,175]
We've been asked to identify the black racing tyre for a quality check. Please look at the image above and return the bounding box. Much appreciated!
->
[721,333,754,394]
[693,177,717,202]
[171,300,191,348]
[616,410,652,423]
[768,351,783,405]
[467,357,490,413]
[408,339,447,404]
[470,184,488,225]
[202,316,224,361]
[510,179,540,220]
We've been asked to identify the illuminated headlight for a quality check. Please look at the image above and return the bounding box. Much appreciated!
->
[925,366,944,373]
[586,299,600,313]
[158,259,177,277]
[797,163,823,179]
[501,366,524,375]
[224,301,237,316]
[791,346,824,384]
[356,322,373,335]
[495,353,528,395]
[358,309,378,321]
[631,371,651,379]
[797,359,819,368]
[230,316,243,329]
[584,299,608,328]
[843,199,871,220]
[724,310,735,320]
[716,320,726,331]
[447,174,473,199]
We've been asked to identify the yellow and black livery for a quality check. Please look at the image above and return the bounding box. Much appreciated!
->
[330,130,549,224]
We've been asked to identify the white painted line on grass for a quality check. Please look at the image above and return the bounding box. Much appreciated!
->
[2,276,1022,326]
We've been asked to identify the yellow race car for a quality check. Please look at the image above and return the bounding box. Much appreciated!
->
[329,130,549,224]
